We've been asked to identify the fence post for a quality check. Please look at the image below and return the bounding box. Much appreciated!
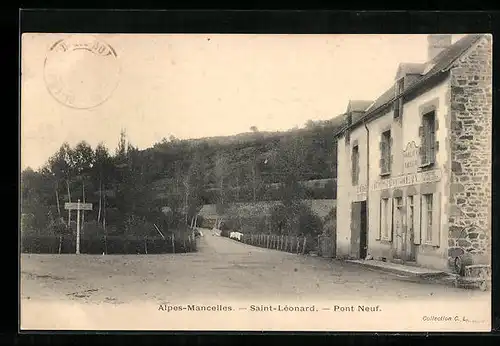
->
[281,235,284,251]
[172,233,175,254]
[296,236,299,254]
[267,235,270,248]
[144,236,148,255]
[302,237,307,255]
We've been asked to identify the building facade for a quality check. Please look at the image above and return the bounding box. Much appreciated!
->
[335,34,492,272]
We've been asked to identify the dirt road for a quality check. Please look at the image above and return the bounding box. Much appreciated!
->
[20,229,490,330]
[21,228,487,303]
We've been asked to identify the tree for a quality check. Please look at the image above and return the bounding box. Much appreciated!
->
[116,129,127,159]
[305,119,316,129]
[20,167,52,234]
[277,135,306,206]
[70,141,95,230]
[250,126,258,133]
[275,135,307,235]
[214,151,230,228]
[46,142,76,228]
[93,143,113,225]
[186,150,206,227]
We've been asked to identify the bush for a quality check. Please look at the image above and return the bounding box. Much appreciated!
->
[298,204,323,238]
[269,202,323,237]
[20,233,197,254]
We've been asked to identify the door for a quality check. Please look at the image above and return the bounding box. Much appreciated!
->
[405,195,417,261]
[359,201,368,259]
[350,201,367,259]
[394,197,404,259]
[350,202,361,258]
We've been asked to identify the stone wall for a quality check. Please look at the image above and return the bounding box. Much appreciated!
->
[447,35,492,267]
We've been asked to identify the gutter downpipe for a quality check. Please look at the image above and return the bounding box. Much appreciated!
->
[363,120,370,260]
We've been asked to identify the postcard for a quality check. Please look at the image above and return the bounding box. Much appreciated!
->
[20,32,492,332]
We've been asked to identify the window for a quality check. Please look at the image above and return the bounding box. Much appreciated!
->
[420,111,437,165]
[380,198,391,240]
[394,78,404,118]
[380,130,392,175]
[421,194,433,243]
[351,145,359,185]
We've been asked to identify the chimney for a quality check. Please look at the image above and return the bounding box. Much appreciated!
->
[427,34,452,61]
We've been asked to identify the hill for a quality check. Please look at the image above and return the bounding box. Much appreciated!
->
[146,115,344,205]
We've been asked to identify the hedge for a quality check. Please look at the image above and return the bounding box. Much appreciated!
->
[21,234,197,254]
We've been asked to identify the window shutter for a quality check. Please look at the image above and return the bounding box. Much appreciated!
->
[434,141,439,152]
[434,118,439,131]
[432,193,441,247]
[389,154,394,171]
[416,195,423,245]
[388,199,394,242]
[379,140,384,173]
[376,200,382,240]
[413,195,421,245]
[419,146,426,164]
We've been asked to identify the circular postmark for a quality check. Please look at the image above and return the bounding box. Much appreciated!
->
[44,35,121,109]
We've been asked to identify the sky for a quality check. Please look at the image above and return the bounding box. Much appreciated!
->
[21,33,465,171]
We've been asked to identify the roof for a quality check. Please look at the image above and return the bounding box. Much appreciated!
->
[346,100,374,113]
[395,62,426,80]
[336,34,486,137]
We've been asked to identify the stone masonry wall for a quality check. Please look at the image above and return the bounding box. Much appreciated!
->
[447,35,492,267]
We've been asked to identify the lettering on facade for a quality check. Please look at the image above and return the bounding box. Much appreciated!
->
[403,141,420,172]
[356,184,367,194]
[353,184,367,201]
[371,169,442,191]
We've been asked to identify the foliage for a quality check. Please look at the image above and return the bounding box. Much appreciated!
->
[21,234,196,254]
[21,115,342,239]
[269,202,323,237]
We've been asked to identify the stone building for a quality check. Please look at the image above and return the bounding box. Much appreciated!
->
[334,34,492,272]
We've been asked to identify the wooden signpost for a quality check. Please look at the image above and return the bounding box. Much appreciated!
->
[65,200,93,254]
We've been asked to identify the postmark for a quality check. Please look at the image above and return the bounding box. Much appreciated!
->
[43,35,120,109]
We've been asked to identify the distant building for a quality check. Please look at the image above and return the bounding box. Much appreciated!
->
[334,34,492,272]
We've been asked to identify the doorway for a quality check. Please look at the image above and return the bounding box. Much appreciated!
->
[405,195,417,262]
[350,201,368,259]
[394,197,404,260]
[359,201,367,259]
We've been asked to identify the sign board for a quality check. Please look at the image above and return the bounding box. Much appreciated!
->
[64,202,93,211]
[403,141,421,173]
[371,169,442,191]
